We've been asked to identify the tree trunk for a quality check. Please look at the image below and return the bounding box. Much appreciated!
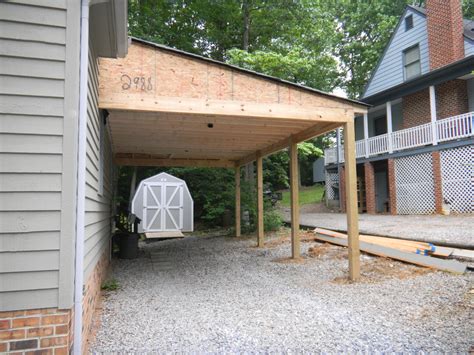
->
[242,0,250,51]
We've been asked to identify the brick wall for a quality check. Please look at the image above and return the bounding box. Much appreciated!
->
[0,308,73,354]
[402,80,468,129]
[432,151,443,214]
[436,80,468,119]
[364,162,376,214]
[387,159,397,215]
[82,249,110,353]
[426,0,464,70]
[402,88,431,129]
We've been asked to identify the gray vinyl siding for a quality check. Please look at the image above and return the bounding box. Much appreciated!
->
[83,43,114,280]
[0,0,79,311]
[465,38,474,57]
[364,8,429,98]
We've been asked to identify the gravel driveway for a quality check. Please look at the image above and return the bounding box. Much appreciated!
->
[90,234,473,353]
[281,210,474,248]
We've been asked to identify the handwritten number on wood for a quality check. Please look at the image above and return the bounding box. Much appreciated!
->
[121,74,153,92]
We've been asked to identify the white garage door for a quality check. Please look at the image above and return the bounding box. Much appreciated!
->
[142,182,184,232]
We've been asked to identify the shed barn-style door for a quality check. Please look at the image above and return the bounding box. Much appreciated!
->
[142,182,184,232]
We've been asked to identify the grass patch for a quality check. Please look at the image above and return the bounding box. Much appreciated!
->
[101,279,119,291]
[280,184,325,207]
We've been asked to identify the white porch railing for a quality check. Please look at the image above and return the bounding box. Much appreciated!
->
[436,112,474,143]
[367,134,389,156]
[324,111,474,165]
[392,122,432,151]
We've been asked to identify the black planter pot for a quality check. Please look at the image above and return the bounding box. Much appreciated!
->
[118,233,139,259]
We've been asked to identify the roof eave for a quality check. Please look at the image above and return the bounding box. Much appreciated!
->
[362,55,474,106]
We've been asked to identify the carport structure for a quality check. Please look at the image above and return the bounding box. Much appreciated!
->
[98,38,369,280]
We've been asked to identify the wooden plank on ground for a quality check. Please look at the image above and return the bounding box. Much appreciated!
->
[314,228,433,254]
[313,233,467,274]
[145,231,184,239]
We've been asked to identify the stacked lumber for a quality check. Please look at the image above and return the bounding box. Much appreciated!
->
[313,228,467,274]
[314,228,435,255]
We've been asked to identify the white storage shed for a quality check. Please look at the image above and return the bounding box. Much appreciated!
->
[131,172,194,234]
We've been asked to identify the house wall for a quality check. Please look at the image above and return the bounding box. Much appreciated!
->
[0,0,79,312]
[435,79,469,119]
[364,8,430,98]
[83,43,114,281]
[354,115,364,140]
[402,80,469,128]
[465,78,474,112]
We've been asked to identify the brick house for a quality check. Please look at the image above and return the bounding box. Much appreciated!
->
[324,0,474,215]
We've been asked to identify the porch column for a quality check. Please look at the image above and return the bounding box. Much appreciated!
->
[344,119,361,281]
[386,101,393,153]
[289,140,300,259]
[235,166,241,237]
[429,85,438,145]
[363,113,369,158]
[256,155,264,247]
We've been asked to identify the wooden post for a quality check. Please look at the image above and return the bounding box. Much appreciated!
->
[256,155,264,247]
[386,101,393,154]
[344,119,361,281]
[429,85,438,146]
[235,166,241,237]
[363,113,369,158]
[290,140,300,259]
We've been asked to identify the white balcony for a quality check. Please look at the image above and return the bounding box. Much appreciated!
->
[324,111,474,165]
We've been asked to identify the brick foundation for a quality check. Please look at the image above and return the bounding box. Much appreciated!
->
[432,151,443,214]
[339,166,346,213]
[0,308,73,354]
[82,249,110,353]
[0,248,110,354]
[387,159,397,215]
[364,162,376,214]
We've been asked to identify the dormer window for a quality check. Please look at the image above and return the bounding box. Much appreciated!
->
[405,15,414,31]
[403,45,421,81]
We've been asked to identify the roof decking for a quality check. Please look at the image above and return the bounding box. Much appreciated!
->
[98,38,367,168]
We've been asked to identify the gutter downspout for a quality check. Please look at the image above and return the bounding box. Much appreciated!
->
[74,0,89,353]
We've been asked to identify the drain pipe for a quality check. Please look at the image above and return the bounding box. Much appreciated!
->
[73,0,90,353]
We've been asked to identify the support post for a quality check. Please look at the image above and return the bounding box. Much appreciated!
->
[363,113,369,158]
[256,155,264,247]
[344,119,360,281]
[386,101,393,154]
[235,166,241,237]
[289,140,300,259]
[429,85,438,146]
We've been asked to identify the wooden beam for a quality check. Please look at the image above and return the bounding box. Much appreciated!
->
[313,234,466,274]
[343,119,360,281]
[289,139,300,259]
[100,96,353,123]
[237,120,347,166]
[256,155,264,247]
[115,155,236,168]
[235,167,241,237]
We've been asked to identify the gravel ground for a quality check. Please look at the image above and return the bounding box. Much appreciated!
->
[281,210,474,248]
[90,234,474,353]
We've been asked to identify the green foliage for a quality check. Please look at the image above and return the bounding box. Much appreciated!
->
[101,279,119,291]
[280,184,325,207]
[264,209,282,231]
